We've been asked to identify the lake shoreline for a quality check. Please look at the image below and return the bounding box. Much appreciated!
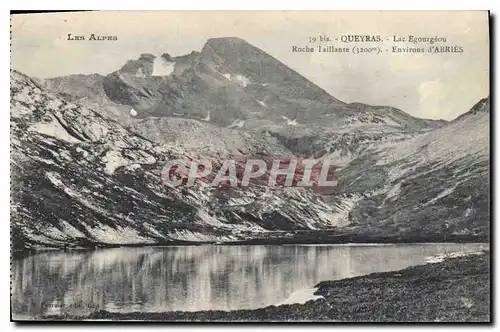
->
[11,231,489,259]
[32,250,490,322]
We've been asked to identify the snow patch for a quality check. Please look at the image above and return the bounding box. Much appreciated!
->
[203,111,211,121]
[257,100,267,108]
[28,116,81,144]
[168,229,237,242]
[86,224,154,244]
[152,57,175,76]
[101,150,129,175]
[278,287,323,306]
[46,172,64,188]
[228,119,245,129]
[86,122,109,140]
[320,193,363,226]
[125,163,142,171]
[143,223,166,238]
[425,250,485,264]
[76,147,89,158]
[234,74,250,87]
[11,104,32,118]
[59,220,86,238]
[197,209,225,227]
[47,98,63,111]
[30,156,56,165]
[221,73,250,87]
[424,184,459,206]
[281,116,299,126]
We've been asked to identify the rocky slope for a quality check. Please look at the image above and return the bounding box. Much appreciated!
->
[11,70,350,250]
[11,38,490,250]
[335,97,490,238]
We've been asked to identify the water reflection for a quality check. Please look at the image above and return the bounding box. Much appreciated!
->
[11,243,487,319]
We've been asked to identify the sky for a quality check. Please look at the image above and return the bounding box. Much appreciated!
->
[11,11,489,120]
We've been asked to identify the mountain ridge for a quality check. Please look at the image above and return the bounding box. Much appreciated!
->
[10,37,490,250]
[43,37,445,129]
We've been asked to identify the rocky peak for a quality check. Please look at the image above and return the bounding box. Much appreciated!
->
[470,97,490,114]
[119,53,156,78]
[201,37,254,58]
[453,97,490,122]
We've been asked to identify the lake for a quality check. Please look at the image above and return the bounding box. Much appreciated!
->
[11,243,488,319]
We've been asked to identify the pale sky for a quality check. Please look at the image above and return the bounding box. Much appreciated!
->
[11,11,489,120]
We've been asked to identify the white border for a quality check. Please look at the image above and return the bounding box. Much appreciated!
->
[2,2,497,331]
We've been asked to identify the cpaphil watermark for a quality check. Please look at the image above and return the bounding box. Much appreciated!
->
[160,156,338,188]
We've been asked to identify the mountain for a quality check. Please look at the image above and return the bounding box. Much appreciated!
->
[99,37,344,126]
[44,38,447,165]
[11,37,489,250]
[336,97,490,238]
[11,70,348,251]
[45,38,445,130]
